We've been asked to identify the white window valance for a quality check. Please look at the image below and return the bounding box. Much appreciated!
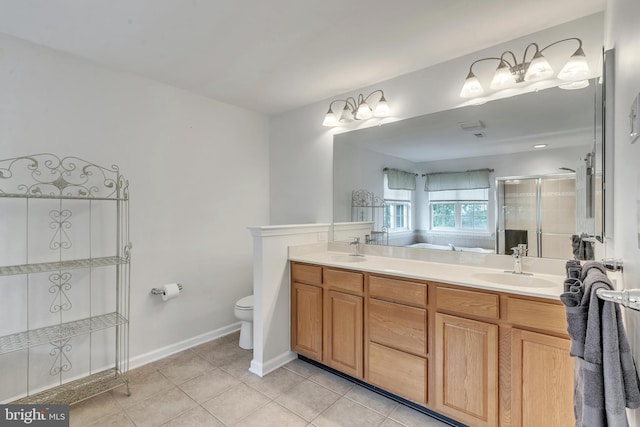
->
[424,169,492,191]
[385,168,416,191]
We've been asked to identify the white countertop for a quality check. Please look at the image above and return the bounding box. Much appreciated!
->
[289,251,566,300]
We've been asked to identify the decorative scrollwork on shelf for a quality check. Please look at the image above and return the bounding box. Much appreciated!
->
[49,272,73,313]
[351,189,386,207]
[119,175,130,200]
[49,209,72,250]
[0,154,126,199]
[123,243,132,261]
[49,338,73,376]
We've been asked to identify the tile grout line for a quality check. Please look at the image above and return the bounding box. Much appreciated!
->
[72,333,445,427]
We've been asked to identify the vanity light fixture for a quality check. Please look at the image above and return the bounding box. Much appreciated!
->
[533,144,548,149]
[322,89,390,127]
[460,38,590,98]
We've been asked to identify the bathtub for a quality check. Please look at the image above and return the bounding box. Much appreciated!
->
[407,243,495,254]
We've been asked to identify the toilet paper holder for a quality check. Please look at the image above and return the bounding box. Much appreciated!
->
[151,284,183,296]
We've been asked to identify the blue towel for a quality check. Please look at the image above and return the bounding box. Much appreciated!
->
[579,261,607,281]
[561,269,640,426]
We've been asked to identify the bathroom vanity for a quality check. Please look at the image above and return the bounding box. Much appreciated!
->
[289,252,573,427]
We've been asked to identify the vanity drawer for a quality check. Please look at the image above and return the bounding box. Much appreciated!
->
[369,299,427,356]
[436,286,499,320]
[325,268,364,294]
[506,297,567,335]
[368,342,427,405]
[369,276,427,307]
[291,263,323,286]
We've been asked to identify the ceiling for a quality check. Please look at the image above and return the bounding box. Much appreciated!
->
[0,0,605,115]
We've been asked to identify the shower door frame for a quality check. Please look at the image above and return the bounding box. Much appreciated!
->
[495,173,576,258]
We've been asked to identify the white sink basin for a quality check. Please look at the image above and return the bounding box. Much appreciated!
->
[330,255,367,263]
[472,272,558,288]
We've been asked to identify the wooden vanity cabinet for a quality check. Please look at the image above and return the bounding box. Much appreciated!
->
[366,275,428,405]
[434,286,499,427]
[508,297,574,427]
[323,268,364,378]
[290,263,364,377]
[290,263,323,361]
[290,262,575,427]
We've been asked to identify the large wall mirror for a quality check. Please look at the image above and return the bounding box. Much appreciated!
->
[333,68,607,260]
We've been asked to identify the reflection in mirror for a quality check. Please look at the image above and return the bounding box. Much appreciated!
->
[333,78,604,259]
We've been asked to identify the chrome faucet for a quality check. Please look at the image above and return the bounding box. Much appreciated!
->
[350,237,363,257]
[510,244,528,274]
[448,243,456,251]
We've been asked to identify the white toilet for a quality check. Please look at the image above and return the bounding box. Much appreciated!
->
[234,295,254,350]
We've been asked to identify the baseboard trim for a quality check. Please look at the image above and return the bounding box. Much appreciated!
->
[129,322,241,370]
[249,350,297,377]
[1,323,242,403]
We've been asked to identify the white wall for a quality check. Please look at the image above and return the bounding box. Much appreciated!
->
[606,0,640,423]
[333,142,416,223]
[0,34,270,366]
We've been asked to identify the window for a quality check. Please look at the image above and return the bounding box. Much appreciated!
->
[429,189,488,231]
[383,174,411,231]
[383,201,411,230]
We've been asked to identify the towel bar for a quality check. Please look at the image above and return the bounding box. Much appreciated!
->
[596,288,640,311]
[602,258,624,271]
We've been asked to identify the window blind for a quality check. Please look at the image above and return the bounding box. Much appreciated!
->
[424,169,491,191]
[385,168,416,191]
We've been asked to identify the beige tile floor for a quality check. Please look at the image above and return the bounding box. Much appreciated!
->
[70,332,451,427]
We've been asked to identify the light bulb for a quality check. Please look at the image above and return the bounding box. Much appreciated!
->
[338,105,354,123]
[490,61,516,90]
[558,47,590,81]
[356,102,372,120]
[524,51,554,82]
[374,95,390,117]
[460,71,484,98]
[322,108,338,127]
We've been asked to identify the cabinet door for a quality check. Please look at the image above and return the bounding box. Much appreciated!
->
[291,282,323,361]
[325,290,364,378]
[434,313,498,427]
[511,329,574,427]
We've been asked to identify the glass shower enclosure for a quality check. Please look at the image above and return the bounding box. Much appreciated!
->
[496,175,576,259]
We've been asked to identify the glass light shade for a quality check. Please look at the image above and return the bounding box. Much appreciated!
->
[459,71,484,98]
[524,51,554,82]
[355,102,373,120]
[559,79,590,90]
[557,47,590,81]
[338,105,354,123]
[374,96,390,117]
[489,62,516,90]
[322,109,338,127]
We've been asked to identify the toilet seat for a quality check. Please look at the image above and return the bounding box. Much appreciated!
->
[235,295,254,310]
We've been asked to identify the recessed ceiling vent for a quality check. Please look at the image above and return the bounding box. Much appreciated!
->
[459,120,485,132]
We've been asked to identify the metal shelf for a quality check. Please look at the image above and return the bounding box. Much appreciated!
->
[10,368,127,405]
[0,256,128,277]
[0,153,131,403]
[0,312,128,355]
[0,192,127,201]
